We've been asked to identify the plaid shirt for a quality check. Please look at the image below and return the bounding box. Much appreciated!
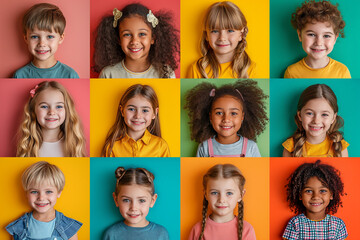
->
[283,214,348,240]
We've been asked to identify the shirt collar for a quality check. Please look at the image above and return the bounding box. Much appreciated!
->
[122,129,152,145]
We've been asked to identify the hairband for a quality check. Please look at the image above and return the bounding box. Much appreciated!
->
[112,8,159,28]
[209,88,216,97]
[30,85,39,98]
[209,88,245,102]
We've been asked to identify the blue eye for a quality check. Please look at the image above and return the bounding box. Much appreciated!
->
[123,33,131,37]
[122,199,130,203]
[320,189,328,193]
[324,34,331,38]
[142,109,149,113]
[210,191,218,195]
[128,107,135,112]
[307,33,316,37]
[215,111,223,116]
[231,112,238,116]
[46,190,53,194]
[304,189,312,194]
[30,191,38,194]
[30,36,39,39]
[139,32,146,37]
[226,192,234,196]
[305,112,313,116]
[40,105,48,109]
[139,199,146,203]
[210,30,219,34]
[47,35,55,39]
[321,113,329,117]
[56,105,64,109]
[228,29,235,33]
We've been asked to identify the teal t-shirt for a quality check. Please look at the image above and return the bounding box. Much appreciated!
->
[13,61,79,78]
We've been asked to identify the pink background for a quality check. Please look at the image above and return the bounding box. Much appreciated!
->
[90,0,180,78]
[0,79,90,157]
[0,0,90,78]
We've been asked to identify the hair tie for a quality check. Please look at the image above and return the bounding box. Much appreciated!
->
[113,8,122,28]
[235,89,244,102]
[30,85,39,98]
[209,88,215,97]
[147,10,158,28]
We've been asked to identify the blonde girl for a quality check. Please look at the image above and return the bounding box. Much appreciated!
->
[188,1,254,79]
[104,167,169,239]
[189,164,256,240]
[16,81,86,157]
[102,84,170,157]
[283,84,348,157]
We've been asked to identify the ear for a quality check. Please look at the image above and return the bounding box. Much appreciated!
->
[151,35,155,45]
[239,189,246,202]
[59,33,65,44]
[331,112,337,124]
[23,34,28,42]
[297,29,302,42]
[120,105,124,117]
[330,194,333,200]
[57,191,62,198]
[238,28,245,42]
[297,111,302,122]
[112,192,119,207]
[150,194,158,208]
[153,107,159,120]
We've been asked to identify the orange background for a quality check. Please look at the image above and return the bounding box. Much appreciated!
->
[270,157,360,240]
[181,157,269,240]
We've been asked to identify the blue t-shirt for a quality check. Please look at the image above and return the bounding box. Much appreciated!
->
[103,221,169,240]
[13,61,79,78]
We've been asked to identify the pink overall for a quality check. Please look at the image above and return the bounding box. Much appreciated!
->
[207,137,248,157]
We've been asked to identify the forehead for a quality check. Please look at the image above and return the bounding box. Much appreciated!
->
[28,179,57,190]
[302,20,335,33]
[125,95,153,107]
[36,88,64,103]
[119,15,151,32]
[304,176,328,188]
[207,177,240,191]
[212,95,243,110]
[117,184,152,197]
[301,97,333,112]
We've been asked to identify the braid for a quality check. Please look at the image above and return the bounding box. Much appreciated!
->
[237,200,244,240]
[198,197,208,240]
[292,131,306,157]
[328,115,344,157]
[232,27,250,78]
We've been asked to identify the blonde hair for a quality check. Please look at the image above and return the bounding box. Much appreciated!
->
[199,164,246,240]
[16,81,86,157]
[102,84,161,157]
[22,161,65,192]
[23,3,66,35]
[197,1,251,78]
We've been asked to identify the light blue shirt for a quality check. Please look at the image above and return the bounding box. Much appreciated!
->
[13,61,79,78]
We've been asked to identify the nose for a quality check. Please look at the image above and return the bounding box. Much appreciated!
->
[222,113,230,122]
[219,30,226,41]
[312,114,321,124]
[134,110,141,119]
[130,201,137,210]
[314,36,323,46]
[38,37,46,46]
[130,35,140,44]
[218,193,226,203]
[37,192,44,200]
[47,107,56,115]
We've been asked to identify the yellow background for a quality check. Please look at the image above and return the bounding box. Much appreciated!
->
[90,78,181,157]
[0,158,90,239]
[181,0,270,78]
[181,157,269,240]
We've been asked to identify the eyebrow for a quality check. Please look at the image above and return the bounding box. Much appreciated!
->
[121,28,150,33]
[126,105,151,109]
[305,30,334,35]
[38,102,64,105]
[303,108,331,113]
[214,107,240,111]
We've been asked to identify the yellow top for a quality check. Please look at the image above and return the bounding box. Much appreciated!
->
[284,58,351,78]
[111,129,170,157]
[187,60,256,78]
[282,136,349,157]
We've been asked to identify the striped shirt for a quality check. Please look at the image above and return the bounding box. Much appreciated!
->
[283,214,348,240]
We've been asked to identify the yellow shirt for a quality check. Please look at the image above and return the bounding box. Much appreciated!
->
[282,136,349,157]
[111,130,170,157]
[284,58,351,78]
[187,60,256,78]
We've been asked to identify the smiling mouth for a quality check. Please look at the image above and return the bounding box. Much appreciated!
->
[35,203,49,207]
[309,126,322,131]
[220,126,233,130]
[127,213,140,218]
[131,121,145,125]
[310,203,322,206]
[129,48,142,53]
[36,50,50,54]
[311,48,325,53]
[216,44,230,47]
[216,205,228,209]
[45,118,59,122]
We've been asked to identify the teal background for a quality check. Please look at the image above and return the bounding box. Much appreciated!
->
[90,158,180,240]
[270,78,360,157]
[270,0,360,78]
[181,79,270,157]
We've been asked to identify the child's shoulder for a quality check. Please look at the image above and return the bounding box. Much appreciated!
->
[6,212,29,235]
[13,61,79,78]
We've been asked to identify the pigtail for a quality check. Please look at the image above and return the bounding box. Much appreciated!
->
[198,197,208,240]
[184,82,216,143]
[328,115,344,157]
[237,200,244,240]
[93,15,124,73]
[232,26,251,79]
[150,10,179,78]
[234,80,268,140]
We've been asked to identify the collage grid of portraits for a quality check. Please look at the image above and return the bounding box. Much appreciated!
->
[1,0,360,239]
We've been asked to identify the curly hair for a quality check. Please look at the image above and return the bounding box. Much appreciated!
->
[113,167,155,196]
[102,84,161,157]
[199,164,246,240]
[16,81,86,157]
[289,84,344,157]
[184,80,268,143]
[286,160,345,215]
[93,3,179,78]
[291,0,345,38]
[196,1,251,78]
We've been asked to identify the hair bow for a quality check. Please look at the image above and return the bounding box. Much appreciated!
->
[113,8,122,28]
[147,10,158,28]
[30,85,39,98]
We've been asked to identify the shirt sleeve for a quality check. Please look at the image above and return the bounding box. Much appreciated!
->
[186,61,201,78]
[196,141,208,157]
[247,140,261,157]
[282,138,294,153]
[188,224,200,240]
[159,139,171,157]
[336,218,348,240]
[284,67,292,78]
[282,218,299,240]
[248,61,256,78]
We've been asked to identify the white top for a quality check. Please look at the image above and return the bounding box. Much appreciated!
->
[39,139,64,157]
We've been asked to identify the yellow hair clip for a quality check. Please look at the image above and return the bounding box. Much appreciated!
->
[147,10,158,28]
[113,8,122,28]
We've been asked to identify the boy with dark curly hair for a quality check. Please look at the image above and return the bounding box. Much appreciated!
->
[284,0,350,78]
[283,160,348,240]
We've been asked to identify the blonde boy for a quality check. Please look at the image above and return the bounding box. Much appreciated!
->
[6,161,82,239]
[284,0,351,78]
[14,3,79,78]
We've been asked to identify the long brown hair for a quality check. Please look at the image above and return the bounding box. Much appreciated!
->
[102,84,161,157]
[199,164,246,240]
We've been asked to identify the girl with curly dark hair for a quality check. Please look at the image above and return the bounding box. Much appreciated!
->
[93,3,179,78]
[283,160,348,239]
[184,80,268,157]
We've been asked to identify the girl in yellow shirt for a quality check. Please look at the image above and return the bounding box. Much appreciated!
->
[102,84,170,157]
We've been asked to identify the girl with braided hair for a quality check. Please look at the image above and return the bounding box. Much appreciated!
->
[187,1,255,78]
[103,167,169,240]
[283,84,348,157]
[283,160,348,239]
[188,164,256,240]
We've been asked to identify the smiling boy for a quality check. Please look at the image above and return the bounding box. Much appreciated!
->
[284,0,351,78]
[14,3,79,78]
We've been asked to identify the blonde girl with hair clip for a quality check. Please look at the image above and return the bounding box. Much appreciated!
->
[103,167,169,240]
[94,3,179,78]
[187,1,255,79]
[283,84,348,157]
[16,81,86,157]
[102,84,170,157]
[189,164,256,240]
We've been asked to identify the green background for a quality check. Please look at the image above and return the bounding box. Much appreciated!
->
[90,158,180,240]
[181,78,270,157]
[270,0,360,78]
[270,78,360,157]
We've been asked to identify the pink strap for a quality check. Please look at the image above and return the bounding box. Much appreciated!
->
[207,138,215,157]
[240,137,248,157]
